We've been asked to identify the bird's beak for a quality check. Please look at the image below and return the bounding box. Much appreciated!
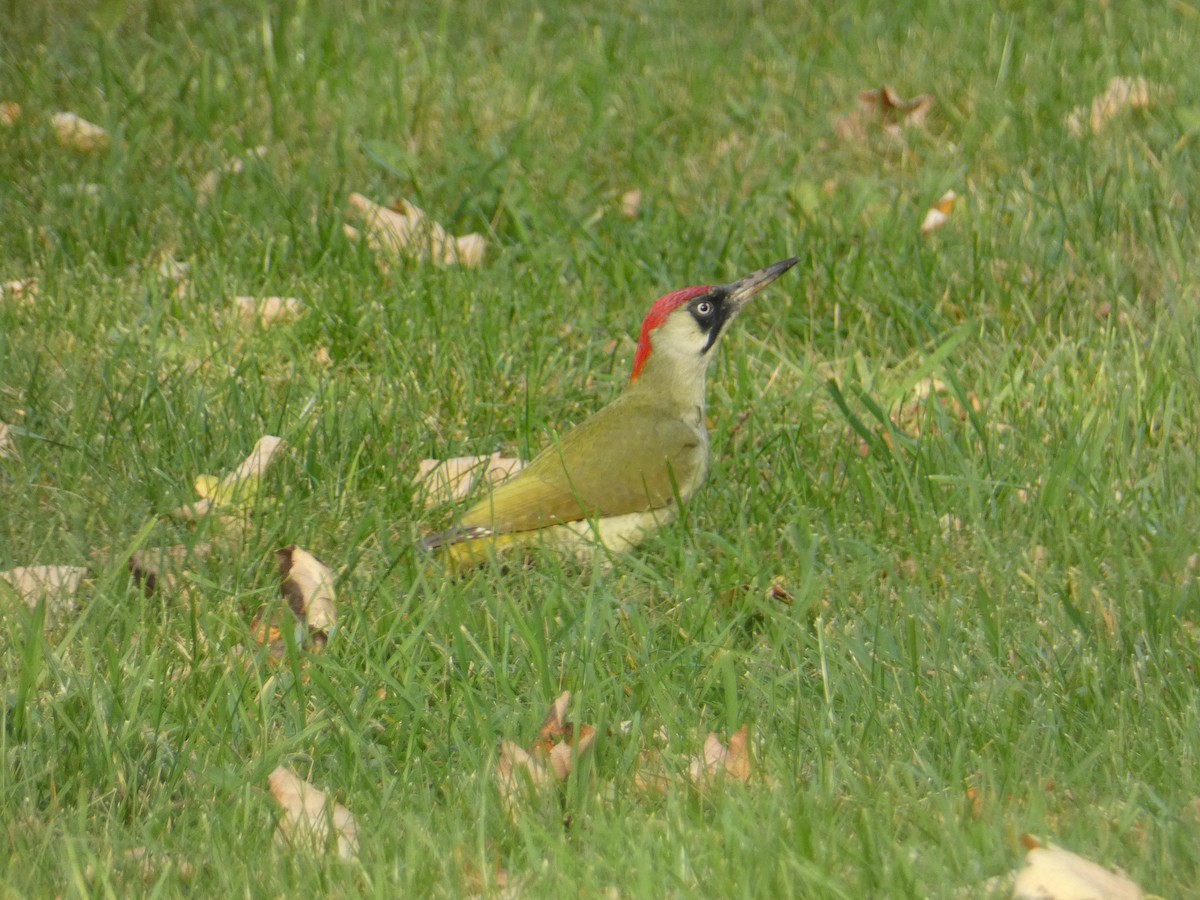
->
[725,257,800,313]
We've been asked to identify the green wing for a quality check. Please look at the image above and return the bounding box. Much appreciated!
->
[459,399,706,535]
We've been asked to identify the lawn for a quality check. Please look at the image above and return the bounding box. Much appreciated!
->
[2,1,1198,896]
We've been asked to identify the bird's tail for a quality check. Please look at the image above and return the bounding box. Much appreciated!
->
[419,525,528,571]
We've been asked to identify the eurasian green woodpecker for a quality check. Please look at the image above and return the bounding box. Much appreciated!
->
[422,257,799,566]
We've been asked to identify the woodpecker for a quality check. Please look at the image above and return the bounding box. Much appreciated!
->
[421,257,799,567]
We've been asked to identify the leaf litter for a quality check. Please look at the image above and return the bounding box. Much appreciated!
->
[414,452,524,509]
[344,192,486,269]
[169,435,286,520]
[495,691,596,817]
[268,766,359,861]
[835,85,934,143]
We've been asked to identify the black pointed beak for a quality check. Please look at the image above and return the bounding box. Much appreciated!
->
[725,257,800,312]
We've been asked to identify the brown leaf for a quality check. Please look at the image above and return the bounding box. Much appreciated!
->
[0,101,20,127]
[2,278,37,305]
[620,189,643,219]
[688,725,752,785]
[234,295,304,326]
[635,725,755,793]
[0,422,17,460]
[275,545,337,647]
[128,543,211,599]
[836,85,933,142]
[920,190,958,235]
[268,766,358,861]
[632,749,672,795]
[344,192,485,268]
[414,453,523,509]
[1066,76,1156,136]
[1013,836,1142,900]
[51,112,110,153]
[0,565,89,623]
[495,691,596,815]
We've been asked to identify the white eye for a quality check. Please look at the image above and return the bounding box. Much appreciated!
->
[695,301,713,316]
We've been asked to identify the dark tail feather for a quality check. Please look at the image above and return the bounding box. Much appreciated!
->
[418,525,490,552]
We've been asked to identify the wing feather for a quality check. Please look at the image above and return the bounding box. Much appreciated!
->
[459,399,705,535]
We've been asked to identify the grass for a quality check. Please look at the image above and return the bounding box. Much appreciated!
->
[2,0,1199,895]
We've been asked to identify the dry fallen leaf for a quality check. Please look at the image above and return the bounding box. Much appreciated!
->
[495,691,596,815]
[344,192,485,268]
[620,189,643,219]
[920,189,958,235]
[0,565,89,622]
[836,85,934,142]
[170,435,286,519]
[275,545,337,648]
[234,295,305,326]
[127,543,211,599]
[2,278,37,305]
[1066,76,1156,136]
[1012,836,1143,900]
[51,112,110,153]
[0,101,20,127]
[414,453,524,508]
[688,724,752,785]
[636,724,755,793]
[0,422,17,460]
[268,766,358,861]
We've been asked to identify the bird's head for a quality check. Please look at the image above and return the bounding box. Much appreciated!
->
[630,257,799,382]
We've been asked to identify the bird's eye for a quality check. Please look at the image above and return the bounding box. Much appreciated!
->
[695,301,713,317]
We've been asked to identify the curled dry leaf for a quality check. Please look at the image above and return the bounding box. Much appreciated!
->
[0,422,17,460]
[127,543,211,599]
[1012,836,1142,900]
[636,724,754,793]
[234,295,305,326]
[414,452,524,509]
[0,101,20,127]
[275,545,337,648]
[688,724,752,786]
[495,691,596,815]
[1066,76,1156,137]
[2,278,38,304]
[836,85,934,142]
[171,435,285,519]
[344,192,485,268]
[268,766,359,861]
[51,112,110,153]
[620,189,643,219]
[0,565,89,622]
[920,189,958,235]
